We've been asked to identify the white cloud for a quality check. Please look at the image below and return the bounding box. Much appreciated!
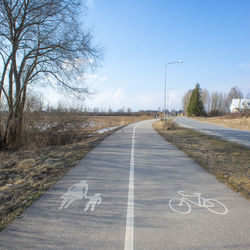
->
[86,0,94,8]
[61,58,95,72]
[77,74,108,83]
[86,89,165,111]
[88,58,94,64]
[41,85,185,112]
[134,93,162,110]
[239,63,250,69]
[86,88,126,109]
[168,89,185,111]
[113,88,124,98]
[132,89,185,111]
[99,76,108,81]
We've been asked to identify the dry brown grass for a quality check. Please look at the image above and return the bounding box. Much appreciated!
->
[0,135,106,231]
[0,111,149,149]
[84,115,149,131]
[193,116,250,131]
[0,115,148,231]
[153,120,250,200]
[18,114,148,149]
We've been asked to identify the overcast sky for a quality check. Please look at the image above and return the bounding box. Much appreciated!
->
[42,0,250,111]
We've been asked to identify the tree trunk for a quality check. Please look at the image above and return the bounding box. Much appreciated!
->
[3,107,24,150]
[0,119,3,149]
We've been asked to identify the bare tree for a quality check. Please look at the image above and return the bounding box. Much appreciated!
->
[0,0,101,149]
[210,92,220,115]
[24,91,43,112]
[226,86,244,111]
[201,89,210,113]
[221,93,228,114]
[210,92,219,115]
[108,106,112,114]
[182,89,192,113]
[209,91,228,116]
[127,107,132,113]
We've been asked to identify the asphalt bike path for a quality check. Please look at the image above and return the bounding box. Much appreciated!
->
[175,116,250,148]
[0,123,135,249]
[0,120,249,249]
[134,120,250,249]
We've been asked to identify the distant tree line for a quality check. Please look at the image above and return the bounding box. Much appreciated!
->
[1,93,155,117]
[182,85,248,116]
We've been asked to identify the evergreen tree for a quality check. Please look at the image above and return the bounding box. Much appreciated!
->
[187,83,207,116]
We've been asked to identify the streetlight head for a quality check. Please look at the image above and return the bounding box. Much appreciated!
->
[178,60,183,63]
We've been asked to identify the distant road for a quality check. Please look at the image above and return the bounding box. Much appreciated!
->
[0,120,249,249]
[175,116,250,148]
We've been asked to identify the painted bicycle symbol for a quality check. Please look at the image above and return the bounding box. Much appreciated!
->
[169,191,228,215]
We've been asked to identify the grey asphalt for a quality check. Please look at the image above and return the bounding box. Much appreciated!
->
[175,116,250,148]
[0,120,249,249]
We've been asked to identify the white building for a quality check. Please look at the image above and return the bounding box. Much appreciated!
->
[230,99,250,113]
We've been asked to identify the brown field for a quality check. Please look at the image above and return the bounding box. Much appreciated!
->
[0,115,149,231]
[193,116,250,131]
[153,120,250,200]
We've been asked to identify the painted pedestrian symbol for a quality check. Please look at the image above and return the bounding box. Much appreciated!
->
[59,180,102,212]
[59,180,88,209]
[84,193,102,212]
[169,191,228,215]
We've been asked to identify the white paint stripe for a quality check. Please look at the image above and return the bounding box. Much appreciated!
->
[124,125,137,250]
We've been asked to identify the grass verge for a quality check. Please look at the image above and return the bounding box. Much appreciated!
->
[153,120,250,200]
[193,116,250,131]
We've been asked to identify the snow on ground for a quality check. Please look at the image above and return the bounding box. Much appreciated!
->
[96,126,119,134]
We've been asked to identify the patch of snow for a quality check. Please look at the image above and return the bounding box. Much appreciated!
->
[37,122,59,131]
[82,121,104,128]
[96,126,119,134]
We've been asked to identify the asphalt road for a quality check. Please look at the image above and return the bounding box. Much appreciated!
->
[0,120,249,249]
[175,116,250,148]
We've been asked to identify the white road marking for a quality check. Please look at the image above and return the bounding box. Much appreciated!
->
[84,193,102,212]
[59,180,89,209]
[169,191,228,215]
[59,181,102,212]
[124,125,137,250]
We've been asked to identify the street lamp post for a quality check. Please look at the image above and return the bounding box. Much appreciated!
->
[163,60,183,121]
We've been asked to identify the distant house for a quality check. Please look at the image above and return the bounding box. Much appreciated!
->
[177,110,185,116]
[230,99,250,113]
